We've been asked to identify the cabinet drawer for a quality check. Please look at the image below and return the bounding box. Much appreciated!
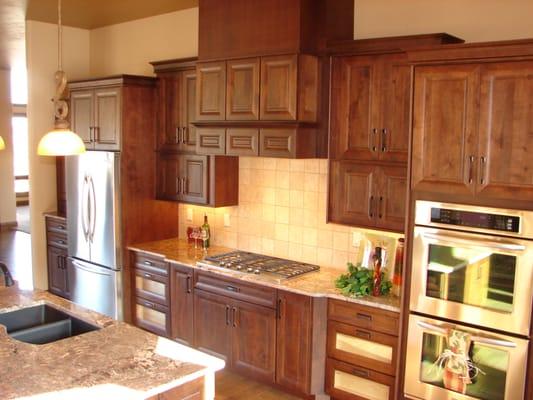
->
[327,320,397,376]
[47,232,68,249]
[45,216,67,235]
[259,128,296,158]
[326,358,394,400]
[135,297,170,337]
[135,268,169,306]
[194,271,276,309]
[226,128,259,156]
[133,253,168,276]
[196,128,226,155]
[328,299,399,336]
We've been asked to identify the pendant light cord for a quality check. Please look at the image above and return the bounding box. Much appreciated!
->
[57,0,62,71]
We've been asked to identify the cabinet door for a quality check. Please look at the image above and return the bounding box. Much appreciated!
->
[260,55,297,120]
[330,56,380,160]
[379,56,411,163]
[156,153,180,200]
[259,128,296,158]
[135,298,171,337]
[180,69,197,152]
[231,299,277,382]
[70,89,94,148]
[226,128,259,156]
[181,155,208,204]
[375,165,407,232]
[194,289,231,360]
[276,291,312,395]
[196,128,226,155]
[47,246,69,299]
[329,161,378,228]
[170,264,194,346]
[157,74,181,151]
[196,61,226,121]
[411,64,480,195]
[226,58,260,120]
[477,61,533,200]
[94,87,122,151]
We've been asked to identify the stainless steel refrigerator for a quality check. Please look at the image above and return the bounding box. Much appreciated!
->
[66,151,123,320]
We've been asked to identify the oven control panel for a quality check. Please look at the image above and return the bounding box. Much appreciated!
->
[430,208,520,233]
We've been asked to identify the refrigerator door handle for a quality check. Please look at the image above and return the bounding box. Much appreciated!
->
[88,175,97,243]
[81,176,90,242]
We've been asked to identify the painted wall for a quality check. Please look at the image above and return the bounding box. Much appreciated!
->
[26,20,90,289]
[354,0,533,42]
[0,69,17,225]
[89,8,198,76]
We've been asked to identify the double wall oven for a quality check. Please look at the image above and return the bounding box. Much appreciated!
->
[406,201,532,400]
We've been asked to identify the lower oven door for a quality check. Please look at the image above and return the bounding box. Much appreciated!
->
[410,226,533,336]
[405,314,529,400]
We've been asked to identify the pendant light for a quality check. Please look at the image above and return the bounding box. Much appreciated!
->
[37,0,85,156]
[0,136,5,150]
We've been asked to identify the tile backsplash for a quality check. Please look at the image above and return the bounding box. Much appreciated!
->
[178,158,403,273]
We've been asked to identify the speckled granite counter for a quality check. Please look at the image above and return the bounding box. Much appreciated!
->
[129,238,401,313]
[0,287,224,400]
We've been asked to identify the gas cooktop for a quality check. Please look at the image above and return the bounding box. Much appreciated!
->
[197,251,320,279]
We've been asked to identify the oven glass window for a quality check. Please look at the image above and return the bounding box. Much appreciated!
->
[420,332,509,400]
[426,244,516,313]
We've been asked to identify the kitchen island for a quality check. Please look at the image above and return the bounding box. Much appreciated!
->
[0,286,224,400]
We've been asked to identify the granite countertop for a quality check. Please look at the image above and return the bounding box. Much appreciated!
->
[129,238,401,313]
[0,287,224,400]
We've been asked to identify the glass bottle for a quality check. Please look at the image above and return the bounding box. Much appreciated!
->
[392,238,404,297]
[201,214,210,249]
[372,246,382,297]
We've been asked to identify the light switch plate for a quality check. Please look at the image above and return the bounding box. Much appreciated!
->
[186,208,193,222]
[224,213,231,227]
[352,231,363,247]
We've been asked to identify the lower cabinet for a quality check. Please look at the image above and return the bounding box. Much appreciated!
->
[135,298,171,337]
[46,215,70,299]
[170,263,194,346]
[147,376,204,400]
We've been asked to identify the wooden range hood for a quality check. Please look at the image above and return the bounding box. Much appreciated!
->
[193,0,354,158]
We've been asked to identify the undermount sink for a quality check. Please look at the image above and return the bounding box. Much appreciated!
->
[0,304,100,345]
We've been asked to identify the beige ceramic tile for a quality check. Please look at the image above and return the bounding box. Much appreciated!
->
[304,159,320,174]
[240,168,251,185]
[250,158,264,170]
[275,223,289,241]
[275,159,290,171]
[319,159,329,175]
[301,245,317,264]
[302,227,318,247]
[317,230,333,249]
[332,250,349,269]
[261,222,275,240]
[304,173,319,192]
[262,204,276,222]
[275,189,290,207]
[333,231,349,251]
[262,238,274,255]
[289,159,305,172]
[263,187,276,205]
[289,172,305,190]
[275,206,290,224]
[262,157,277,170]
[238,233,251,250]
[276,170,290,189]
[249,235,262,252]
[239,157,252,169]
[302,209,318,228]
[274,240,289,258]
[263,170,276,188]
[289,207,304,226]
[317,247,333,267]
[318,174,328,193]
[289,190,304,208]
[288,243,302,260]
[303,191,318,211]
[288,225,303,244]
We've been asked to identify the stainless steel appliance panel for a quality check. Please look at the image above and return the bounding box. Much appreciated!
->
[405,314,529,400]
[411,226,533,337]
[68,257,123,320]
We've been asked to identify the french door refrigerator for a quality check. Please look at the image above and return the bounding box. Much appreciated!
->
[66,151,123,320]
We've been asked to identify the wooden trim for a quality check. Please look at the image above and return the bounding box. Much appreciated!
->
[150,57,198,72]
[68,75,157,89]
[192,120,318,129]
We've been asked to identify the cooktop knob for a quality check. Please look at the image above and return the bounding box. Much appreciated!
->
[246,267,253,273]
[254,269,260,274]
[219,261,225,267]
[236,264,242,270]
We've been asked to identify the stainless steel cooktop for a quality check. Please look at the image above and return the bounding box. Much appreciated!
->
[197,251,320,279]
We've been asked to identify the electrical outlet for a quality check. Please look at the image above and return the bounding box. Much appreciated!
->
[186,208,193,222]
[224,213,231,227]
[352,231,363,248]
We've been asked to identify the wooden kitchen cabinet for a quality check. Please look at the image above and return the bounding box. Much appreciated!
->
[170,263,194,346]
[276,290,313,395]
[70,84,122,151]
[196,61,226,121]
[226,58,260,120]
[330,54,410,163]
[260,55,298,120]
[329,161,407,232]
[46,215,70,299]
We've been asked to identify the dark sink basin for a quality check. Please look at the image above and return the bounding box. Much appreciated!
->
[0,304,100,344]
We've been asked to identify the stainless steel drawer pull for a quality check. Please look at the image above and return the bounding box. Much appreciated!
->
[355,330,372,340]
[351,367,370,378]
[56,225,65,230]
[226,285,240,292]
[143,273,152,279]
[143,301,155,308]
[56,240,66,245]
[356,312,372,322]
[144,261,153,266]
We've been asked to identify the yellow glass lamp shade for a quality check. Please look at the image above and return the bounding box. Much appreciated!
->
[0,135,5,150]
[37,128,86,156]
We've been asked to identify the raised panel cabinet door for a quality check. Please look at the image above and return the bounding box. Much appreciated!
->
[94,87,122,151]
[330,56,380,160]
[375,165,407,232]
[180,69,197,152]
[170,263,194,346]
[259,128,296,158]
[181,155,208,205]
[226,128,259,156]
[328,161,378,228]
[378,55,411,163]
[477,61,533,201]
[196,61,226,121]
[226,58,260,120]
[276,291,312,395]
[70,89,94,148]
[260,55,298,120]
[47,246,68,298]
[411,64,480,195]
[157,74,181,151]
[196,128,226,155]
[231,299,277,382]
[193,289,231,361]
[156,153,180,201]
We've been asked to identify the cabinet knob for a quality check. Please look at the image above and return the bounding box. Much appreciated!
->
[468,155,475,184]
[480,156,487,185]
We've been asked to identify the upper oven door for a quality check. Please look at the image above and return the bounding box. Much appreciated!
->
[410,226,533,336]
[405,314,529,400]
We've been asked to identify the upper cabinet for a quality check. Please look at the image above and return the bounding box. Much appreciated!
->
[226,58,260,120]
[196,61,226,122]
[411,58,533,202]
[70,85,122,151]
[330,54,410,163]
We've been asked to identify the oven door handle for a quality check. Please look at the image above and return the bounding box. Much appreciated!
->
[421,232,526,252]
[417,320,517,348]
